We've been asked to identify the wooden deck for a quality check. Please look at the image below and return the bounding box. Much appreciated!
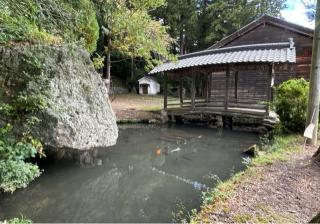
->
[167,106,267,118]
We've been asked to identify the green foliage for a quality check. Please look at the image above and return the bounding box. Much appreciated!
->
[302,0,316,21]
[152,0,198,54]
[172,199,197,223]
[198,0,286,49]
[93,0,174,70]
[0,124,41,193]
[3,216,32,224]
[0,52,50,129]
[153,0,286,52]
[0,52,48,193]
[0,0,99,52]
[0,160,41,193]
[274,78,309,132]
[252,135,301,166]
[92,54,105,70]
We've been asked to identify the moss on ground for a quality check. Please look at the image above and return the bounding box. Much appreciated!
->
[192,134,302,223]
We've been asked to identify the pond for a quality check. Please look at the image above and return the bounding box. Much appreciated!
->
[0,124,259,223]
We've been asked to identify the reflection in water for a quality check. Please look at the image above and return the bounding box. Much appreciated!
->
[0,124,258,223]
[152,167,208,191]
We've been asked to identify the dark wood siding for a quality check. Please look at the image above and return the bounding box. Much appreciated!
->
[223,24,312,50]
[210,69,268,109]
[210,72,226,106]
[223,23,313,82]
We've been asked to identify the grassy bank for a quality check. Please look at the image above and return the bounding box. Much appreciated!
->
[1,217,32,224]
[192,134,304,223]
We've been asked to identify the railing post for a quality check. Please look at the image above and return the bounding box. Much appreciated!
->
[179,76,184,107]
[225,65,230,110]
[206,73,211,104]
[266,64,274,114]
[163,72,168,111]
[191,72,196,109]
[235,70,238,101]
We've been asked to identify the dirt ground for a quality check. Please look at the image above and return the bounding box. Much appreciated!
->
[110,94,163,122]
[199,146,320,223]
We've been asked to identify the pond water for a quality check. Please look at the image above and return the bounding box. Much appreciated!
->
[0,124,258,223]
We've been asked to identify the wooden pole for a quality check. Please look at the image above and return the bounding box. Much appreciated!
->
[207,73,212,104]
[225,65,230,110]
[191,72,196,109]
[266,63,274,114]
[271,64,275,102]
[179,76,184,107]
[235,71,238,101]
[306,0,320,145]
[163,72,168,111]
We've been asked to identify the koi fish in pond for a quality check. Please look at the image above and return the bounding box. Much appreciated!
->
[169,147,181,153]
[155,147,181,156]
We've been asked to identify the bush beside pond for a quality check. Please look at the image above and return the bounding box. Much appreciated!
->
[274,78,309,133]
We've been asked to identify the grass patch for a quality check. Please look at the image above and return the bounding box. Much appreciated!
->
[193,134,302,223]
[2,217,32,224]
[139,105,162,111]
[253,135,302,166]
[234,213,254,223]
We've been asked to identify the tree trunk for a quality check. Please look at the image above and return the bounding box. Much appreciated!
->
[131,56,134,80]
[306,0,320,145]
[314,147,320,163]
[104,50,111,93]
[179,28,185,55]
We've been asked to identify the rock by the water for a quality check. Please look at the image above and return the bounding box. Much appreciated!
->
[242,144,257,157]
[0,45,118,150]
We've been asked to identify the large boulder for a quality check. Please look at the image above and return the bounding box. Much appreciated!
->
[0,44,118,151]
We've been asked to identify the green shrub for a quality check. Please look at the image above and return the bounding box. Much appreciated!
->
[0,50,48,193]
[274,78,309,132]
[0,0,99,52]
[0,160,40,193]
[0,124,41,193]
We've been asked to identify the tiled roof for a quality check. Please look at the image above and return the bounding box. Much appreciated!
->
[138,76,158,82]
[149,42,296,75]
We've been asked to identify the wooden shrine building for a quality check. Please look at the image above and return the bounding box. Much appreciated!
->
[149,15,314,119]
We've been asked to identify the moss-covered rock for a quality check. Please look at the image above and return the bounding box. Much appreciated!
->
[0,44,118,151]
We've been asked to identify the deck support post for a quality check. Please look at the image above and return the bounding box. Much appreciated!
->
[163,72,168,111]
[179,76,184,107]
[225,65,230,110]
[191,72,196,109]
[206,73,211,104]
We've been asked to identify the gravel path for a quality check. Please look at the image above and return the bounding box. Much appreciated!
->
[199,146,320,223]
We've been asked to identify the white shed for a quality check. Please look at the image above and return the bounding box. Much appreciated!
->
[138,76,160,95]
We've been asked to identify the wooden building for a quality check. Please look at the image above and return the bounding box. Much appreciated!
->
[149,15,314,119]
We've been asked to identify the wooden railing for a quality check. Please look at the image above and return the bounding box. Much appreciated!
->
[167,96,268,112]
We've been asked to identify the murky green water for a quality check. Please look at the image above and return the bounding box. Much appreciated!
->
[0,124,258,223]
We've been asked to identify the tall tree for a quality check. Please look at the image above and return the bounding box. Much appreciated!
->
[306,0,320,146]
[152,0,198,54]
[197,0,286,49]
[93,0,173,91]
[153,0,286,52]
[302,0,316,20]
